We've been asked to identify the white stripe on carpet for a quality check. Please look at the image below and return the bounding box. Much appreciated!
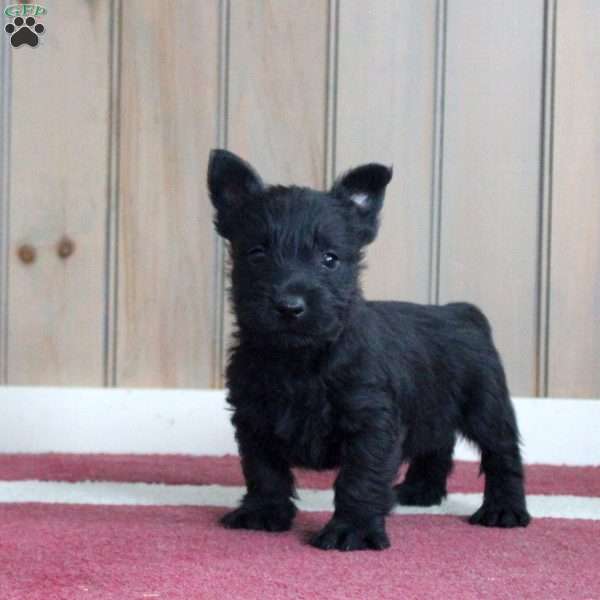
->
[0,481,598,520]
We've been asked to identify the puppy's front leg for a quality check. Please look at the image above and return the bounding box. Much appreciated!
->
[221,426,297,532]
[312,403,403,551]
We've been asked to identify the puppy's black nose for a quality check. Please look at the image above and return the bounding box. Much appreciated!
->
[275,295,306,319]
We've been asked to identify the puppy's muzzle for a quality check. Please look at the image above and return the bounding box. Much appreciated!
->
[274,295,306,319]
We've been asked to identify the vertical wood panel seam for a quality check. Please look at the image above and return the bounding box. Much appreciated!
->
[324,0,339,189]
[536,0,557,397]
[104,0,122,387]
[0,2,11,385]
[213,0,230,388]
[429,0,447,305]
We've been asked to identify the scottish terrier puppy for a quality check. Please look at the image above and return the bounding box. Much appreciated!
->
[208,150,530,551]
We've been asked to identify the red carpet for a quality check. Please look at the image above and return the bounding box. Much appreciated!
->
[1,455,599,599]
[1,453,599,495]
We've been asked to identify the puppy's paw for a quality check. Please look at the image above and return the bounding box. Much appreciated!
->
[311,517,390,551]
[220,500,296,532]
[394,482,446,506]
[469,503,531,528]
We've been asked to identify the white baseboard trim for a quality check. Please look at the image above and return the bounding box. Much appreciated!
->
[0,387,598,465]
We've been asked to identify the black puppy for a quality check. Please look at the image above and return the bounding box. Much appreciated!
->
[208,150,530,551]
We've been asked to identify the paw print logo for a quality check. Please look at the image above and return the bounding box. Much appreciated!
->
[5,16,45,48]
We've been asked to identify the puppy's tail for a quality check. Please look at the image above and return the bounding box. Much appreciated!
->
[446,302,492,337]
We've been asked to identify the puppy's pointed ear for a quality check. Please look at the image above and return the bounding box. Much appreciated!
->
[207,150,263,236]
[331,163,393,244]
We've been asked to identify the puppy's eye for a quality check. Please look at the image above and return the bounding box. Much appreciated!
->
[321,252,339,270]
[246,246,266,263]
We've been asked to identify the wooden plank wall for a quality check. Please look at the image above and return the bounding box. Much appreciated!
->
[336,0,438,304]
[4,0,111,386]
[0,0,598,398]
[439,0,544,396]
[116,0,219,388]
[548,0,600,397]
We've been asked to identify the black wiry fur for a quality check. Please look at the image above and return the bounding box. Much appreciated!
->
[208,149,530,551]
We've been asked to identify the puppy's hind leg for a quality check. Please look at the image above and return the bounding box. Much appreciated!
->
[462,376,530,528]
[394,442,454,506]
